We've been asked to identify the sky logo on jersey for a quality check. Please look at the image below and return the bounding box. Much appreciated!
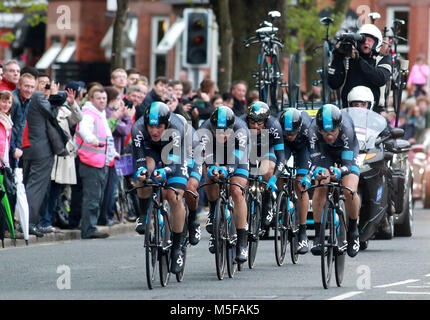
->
[149,102,161,125]
[322,105,334,130]
[217,106,227,128]
[284,108,295,132]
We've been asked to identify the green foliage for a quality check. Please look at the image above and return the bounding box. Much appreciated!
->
[284,0,345,56]
[0,0,47,43]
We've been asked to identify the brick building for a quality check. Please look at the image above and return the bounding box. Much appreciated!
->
[41,0,216,87]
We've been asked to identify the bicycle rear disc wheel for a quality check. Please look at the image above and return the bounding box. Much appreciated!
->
[248,194,261,269]
[214,198,227,280]
[321,202,335,289]
[145,211,158,290]
[274,190,289,266]
[289,198,299,264]
[335,202,347,287]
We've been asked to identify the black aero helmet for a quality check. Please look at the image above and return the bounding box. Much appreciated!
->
[210,106,235,132]
[247,101,270,123]
[280,108,302,135]
[316,104,342,131]
[144,101,171,127]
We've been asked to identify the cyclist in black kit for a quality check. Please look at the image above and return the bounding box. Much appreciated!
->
[301,104,361,258]
[240,101,286,230]
[279,108,312,254]
[199,106,250,263]
[131,101,189,274]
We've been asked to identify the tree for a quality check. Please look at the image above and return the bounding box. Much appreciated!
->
[110,0,129,72]
[0,0,47,44]
[284,0,352,92]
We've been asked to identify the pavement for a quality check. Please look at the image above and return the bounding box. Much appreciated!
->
[1,211,209,249]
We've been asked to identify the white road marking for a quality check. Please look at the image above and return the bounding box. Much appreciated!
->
[387,291,430,295]
[407,286,430,288]
[328,291,363,300]
[425,274,430,277]
[373,279,420,288]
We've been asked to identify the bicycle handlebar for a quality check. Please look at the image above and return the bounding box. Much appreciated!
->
[126,179,180,196]
[301,181,355,198]
[199,178,247,195]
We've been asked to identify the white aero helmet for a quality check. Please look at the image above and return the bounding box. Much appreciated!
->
[347,86,374,109]
[357,24,383,53]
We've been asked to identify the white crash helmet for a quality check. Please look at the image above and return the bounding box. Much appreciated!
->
[357,24,383,53]
[347,86,374,109]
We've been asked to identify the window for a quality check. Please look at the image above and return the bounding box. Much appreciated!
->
[386,6,410,57]
[150,16,169,85]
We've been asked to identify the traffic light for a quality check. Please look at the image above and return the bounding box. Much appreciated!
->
[183,9,211,67]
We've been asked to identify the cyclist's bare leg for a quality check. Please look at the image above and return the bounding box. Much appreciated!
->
[136,157,155,199]
[185,178,199,211]
[165,189,185,233]
[230,176,248,229]
[311,171,330,223]
[341,173,360,220]
[295,175,309,225]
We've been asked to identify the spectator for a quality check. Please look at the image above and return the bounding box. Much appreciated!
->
[110,68,128,96]
[211,93,223,109]
[136,76,168,120]
[137,75,149,87]
[417,96,430,127]
[99,86,133,226]
[21,91,66,237]
[39,84,83,233]
[0,64,3,82]
[231,80,248,116]
[0,90,13,167]
[136,83,148,106]
[402,98,425,144]
[74,87,115,239]
[126,68,140,87]
[407,54,429,98]
[308,85,322,102]
[222,92,234,109]
[0,60,20,92]
[10,73,36,169]
[247,89,259,106]
[193,78,216,123]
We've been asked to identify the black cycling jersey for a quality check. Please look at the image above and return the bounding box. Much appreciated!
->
[308,110,360,177]
[279,111,312,176]
[131,113,188,187]
[240,114,286,177]
[198,116,250,179]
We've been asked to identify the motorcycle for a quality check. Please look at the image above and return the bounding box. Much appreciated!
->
[346,108,406,250]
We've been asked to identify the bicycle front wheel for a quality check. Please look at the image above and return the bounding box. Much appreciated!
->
[321,202,335,289]
[248,194,261,269]
[145,210,158,290]
[214,198,227,280]
[289,198,299,265]
[274,190,289,266]
[335,201,347,287]
[226,200,238,278]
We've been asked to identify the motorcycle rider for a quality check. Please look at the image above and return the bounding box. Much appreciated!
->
[347,85,375,109]
[328,23,391,114]
[301,104,361,258]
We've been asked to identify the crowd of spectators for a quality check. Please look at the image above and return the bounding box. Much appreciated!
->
[0,60,260,240]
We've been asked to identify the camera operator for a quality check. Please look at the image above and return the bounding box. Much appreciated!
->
[328,24,392,114]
